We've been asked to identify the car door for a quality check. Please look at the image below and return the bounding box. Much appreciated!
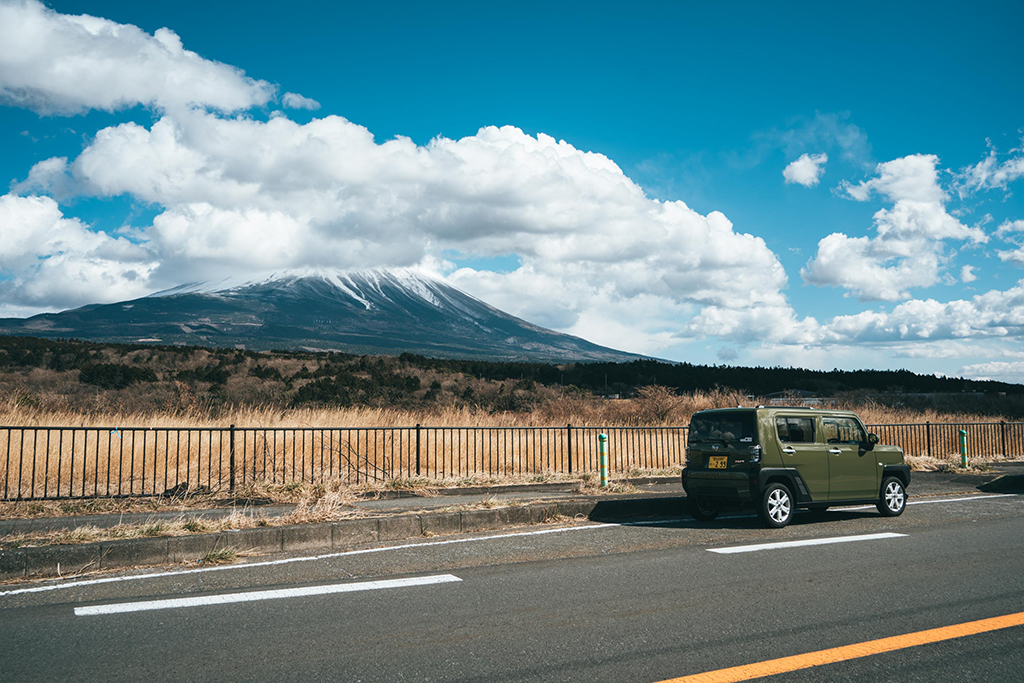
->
[822,416,878,500]
[774,414,828,501]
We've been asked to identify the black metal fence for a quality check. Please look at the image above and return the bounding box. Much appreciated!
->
[867,421,1024,463]
[0,425,686,501]
[1,421,1021,501]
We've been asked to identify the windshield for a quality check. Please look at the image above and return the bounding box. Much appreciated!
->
[689,412,757,445]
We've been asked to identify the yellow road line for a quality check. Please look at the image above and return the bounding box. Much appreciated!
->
[658,611,1024,683]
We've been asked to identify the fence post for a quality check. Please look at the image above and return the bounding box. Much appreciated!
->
[599,433,609,487]
[229,424,236,494]
[566,424,573,474]
[415,424,421,476]
[1001,421,1007,457]
[926,421,932,457]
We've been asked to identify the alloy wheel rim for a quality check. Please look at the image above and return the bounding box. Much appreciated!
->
[768,489,790,522]
[885,482,905,511]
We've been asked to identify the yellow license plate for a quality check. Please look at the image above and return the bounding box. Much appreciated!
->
[708,455,728,469]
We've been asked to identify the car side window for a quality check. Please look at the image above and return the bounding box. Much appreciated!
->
[776,417,815,443]
[823,417,866,444]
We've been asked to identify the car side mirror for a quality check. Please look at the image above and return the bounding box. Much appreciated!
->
[867,433,879,446]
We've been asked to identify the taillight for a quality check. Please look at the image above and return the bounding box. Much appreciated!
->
[748,445,762,463]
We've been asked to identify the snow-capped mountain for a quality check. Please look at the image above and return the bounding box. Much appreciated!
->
[0,269,645,362]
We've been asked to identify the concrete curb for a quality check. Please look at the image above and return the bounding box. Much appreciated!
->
[1,496,683,582]
[366,476,676,499]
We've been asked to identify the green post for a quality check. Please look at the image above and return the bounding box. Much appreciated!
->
[959,429,968,468]
[599,433,609,488]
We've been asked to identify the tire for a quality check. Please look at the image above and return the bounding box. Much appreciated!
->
[877,476,906,517]
[688,495,720,521]
[759,482,794,528]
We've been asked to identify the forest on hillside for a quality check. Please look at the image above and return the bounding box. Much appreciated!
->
[0,335,1020,420]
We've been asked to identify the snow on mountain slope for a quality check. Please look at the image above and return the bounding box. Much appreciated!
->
[0,269,644,362]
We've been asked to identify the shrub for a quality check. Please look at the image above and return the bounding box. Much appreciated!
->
[79,363,158,390]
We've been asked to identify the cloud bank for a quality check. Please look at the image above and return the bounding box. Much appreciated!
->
[802,154,987,301]
[0,0,274,114]
[8,108,803,354]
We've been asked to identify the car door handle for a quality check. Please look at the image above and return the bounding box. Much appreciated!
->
[829,448,842,455]
[782,447,795,454]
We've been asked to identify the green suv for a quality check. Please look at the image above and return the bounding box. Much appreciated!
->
[681,406,910,528]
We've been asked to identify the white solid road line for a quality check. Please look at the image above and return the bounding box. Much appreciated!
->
[708,532,908,554]
[74,574,462,616]
[839,492,1015,511]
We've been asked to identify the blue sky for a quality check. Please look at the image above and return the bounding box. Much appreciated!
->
[2,0,1024,380]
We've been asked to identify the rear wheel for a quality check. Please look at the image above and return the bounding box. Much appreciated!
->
[877,477,906,517]
[759,482,794,528]
[688,495,720,521]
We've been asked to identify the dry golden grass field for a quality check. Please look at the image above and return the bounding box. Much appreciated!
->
[1,386,1021,504]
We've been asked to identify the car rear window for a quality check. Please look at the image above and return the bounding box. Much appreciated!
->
[689,412,757,445]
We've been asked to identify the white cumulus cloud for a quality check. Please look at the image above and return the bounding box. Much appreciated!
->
[783,152,828,187]
[0,0,274,114]
[995,219,1024,266]
[0,194,157,310]
[12,109,807,354]
[960,360,1024,383]
[282,92,320,110]
[954,138,1024,196]
[802,154,987,301]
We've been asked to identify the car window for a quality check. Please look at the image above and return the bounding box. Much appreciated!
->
[690,412,757,445]
[823,417,866,444]
[776,416,815,443]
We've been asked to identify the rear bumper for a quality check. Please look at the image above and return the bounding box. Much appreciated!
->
[682,467,757,502]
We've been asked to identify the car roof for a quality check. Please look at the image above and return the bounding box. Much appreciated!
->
[693,406,861,418]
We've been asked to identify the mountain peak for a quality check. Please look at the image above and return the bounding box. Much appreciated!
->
[0,267,644,362]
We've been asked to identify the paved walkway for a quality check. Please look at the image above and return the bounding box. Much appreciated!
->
[2,463,1022,537]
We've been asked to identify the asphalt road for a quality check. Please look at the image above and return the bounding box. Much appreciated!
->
[2,493,1023,682]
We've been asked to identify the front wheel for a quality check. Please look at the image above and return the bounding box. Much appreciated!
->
[688,495,720,521]
[759,482,794,528]
[877,477,906,517]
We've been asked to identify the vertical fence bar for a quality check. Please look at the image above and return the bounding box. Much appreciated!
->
[41,430,51,499]
[411,421,419,475]
[3,429,10,499]
[229,424,236,493]
[95,428,103,497]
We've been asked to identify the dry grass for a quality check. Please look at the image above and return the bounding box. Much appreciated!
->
[0,486,360,548]
[0,476,602,548]
[1,388,1021,507]
[1,385,1015,431]
[904,452,1007,472]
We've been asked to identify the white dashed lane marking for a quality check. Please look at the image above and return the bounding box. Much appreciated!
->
[707,532,908,554]
[74,574,462,616]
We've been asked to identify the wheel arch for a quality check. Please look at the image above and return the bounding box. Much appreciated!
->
[758,468,812,504]
[882,464,911,489]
